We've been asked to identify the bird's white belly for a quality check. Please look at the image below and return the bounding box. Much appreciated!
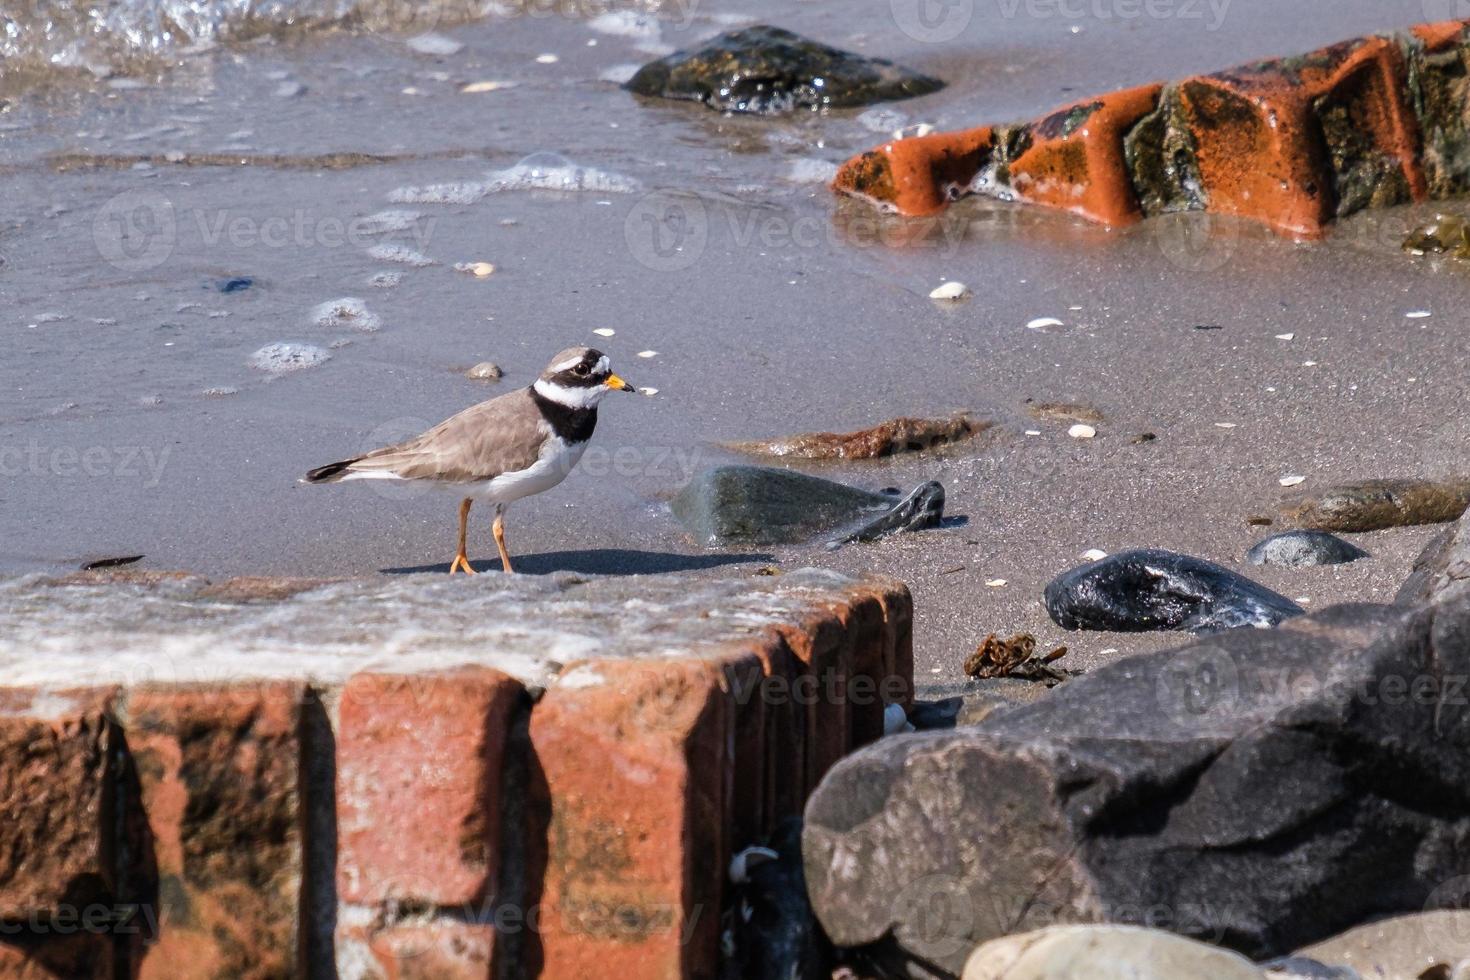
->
[470,437,586,505]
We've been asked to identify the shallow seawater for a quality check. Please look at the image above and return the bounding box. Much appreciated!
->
[1,0,1465,678]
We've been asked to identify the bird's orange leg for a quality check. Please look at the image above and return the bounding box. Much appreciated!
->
[449,498,477,575]
[493,507,514,573]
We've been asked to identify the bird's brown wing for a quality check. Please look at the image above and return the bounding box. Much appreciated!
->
[345,388,548,483]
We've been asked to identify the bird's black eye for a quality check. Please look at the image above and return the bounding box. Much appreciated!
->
[573,363,590,377]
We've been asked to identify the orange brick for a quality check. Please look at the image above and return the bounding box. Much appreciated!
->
[1412,19,1468,53]
[832,126,995,216]
[526,653,764,980]
[0,688,119,921]
[126,683,304,980]
[336,668,523,907]
[1009,84,1162,227]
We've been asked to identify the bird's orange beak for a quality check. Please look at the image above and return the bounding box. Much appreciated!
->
[606,374,635,392]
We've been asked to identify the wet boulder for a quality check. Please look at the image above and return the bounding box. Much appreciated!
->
[1044,548,1304,634]
[624,25,944,114]
[827,481,944,548]
[1246,531,1368,568]
[725,414,984,460]
[672,466,891,545]
[803,601,1470,977]
[1278,478,1470,533]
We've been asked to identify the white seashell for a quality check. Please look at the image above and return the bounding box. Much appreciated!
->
[1024,430,1042,436]
[536,53,559,64]
[1068,424,1096,439]
[1027,316,1064,330]
[1215,422,1237,429]
[1406,310,1432,319]
[1275,333,1295,340]
[985,579,1007,588]
[592,328,616,337]
[637,387,658,397]
[1082,549,1107,561]
[1279,475,1307,487]
[454,261,496,278]
[461,80,514,93]
[729,846,779,884]
[637,350,658,358]
[928,281,969,301]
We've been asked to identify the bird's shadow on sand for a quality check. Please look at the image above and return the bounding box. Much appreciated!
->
[382,548,775,576]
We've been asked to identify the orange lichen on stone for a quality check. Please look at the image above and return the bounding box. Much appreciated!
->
[1008,83,1163,227]
[831,125,994,215]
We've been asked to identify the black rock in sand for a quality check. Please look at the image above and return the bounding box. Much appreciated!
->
[1045,548,1304,633]
[827,481,945,549]
[1247,530,1369,568]
[624,25,944,115]
[671,466,893,545]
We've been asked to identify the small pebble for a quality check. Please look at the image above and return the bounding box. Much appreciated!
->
[1068,424,1096,439]
[466,362,503,381]
[454,261,496,278]
[1276,332,1295,340]
[1215,422,1238,429]
[536,53,560,64]
[985,579,1007,588]
[1024,429,1041,436]
[593,327,616,337]
[1027,316,1064,330]
[637,350,658,358]
[274,81,305,98]
[1082,549,1107,561]
[406,33,464,56]
[461,80,515,93]
[1279,475,1307,487]
[928,281,969,302]
[1406,310,1432,319]
[637,387,658,397]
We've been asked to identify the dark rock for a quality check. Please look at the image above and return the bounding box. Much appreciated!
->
[672,466,891,545]
[721,818,828,980]
[725,414,985,460]
[1246,531,1369,568]
[902,698,962,731]
[1045,548,1304,634]
[1278,478,1470,533]
[624,25,944,115]
[802,601,1470,977]
[79,554,144,571]
[214,276,254,293]
[1396,510,1470,607]
[827,482,944,548]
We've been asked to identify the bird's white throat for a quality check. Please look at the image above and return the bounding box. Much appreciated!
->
[534,378,604,409]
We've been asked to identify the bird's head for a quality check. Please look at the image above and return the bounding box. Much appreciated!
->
[532,346,636,409]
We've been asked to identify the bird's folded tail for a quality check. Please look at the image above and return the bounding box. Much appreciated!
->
[303,458,361,484]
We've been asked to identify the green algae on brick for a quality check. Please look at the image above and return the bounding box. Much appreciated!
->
[1403,37,1470,198]
[624,25,944,115]
[1123,84,1206,215]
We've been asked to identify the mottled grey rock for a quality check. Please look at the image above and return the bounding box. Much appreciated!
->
[672,466,891,545]
[1398,510,1470,607]
[1246,531,1369,568]
[1292,910,1470,980]
[803,600,1470,978]
[624,25,944,114]
[1045,548,1304,634]
[1260,957,1361,980]
[961,925,1264,980]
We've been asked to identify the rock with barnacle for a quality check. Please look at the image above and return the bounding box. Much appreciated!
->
[1045,548,1304,634]
[623,25,944,115]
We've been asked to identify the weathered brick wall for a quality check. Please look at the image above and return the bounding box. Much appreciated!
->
[0,569,911,979]
[834,19,1470,238]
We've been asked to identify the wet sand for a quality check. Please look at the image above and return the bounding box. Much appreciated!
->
[1,0,1466,686]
